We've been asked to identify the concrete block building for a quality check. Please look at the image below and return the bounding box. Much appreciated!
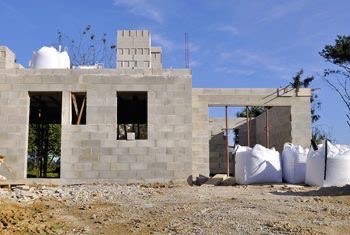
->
[0,30,312,184]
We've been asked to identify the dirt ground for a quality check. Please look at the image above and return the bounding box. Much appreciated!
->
[1,182,350,234]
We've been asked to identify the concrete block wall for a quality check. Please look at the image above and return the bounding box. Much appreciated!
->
[192,88,311,178]
[235,107,292,152]
[0,69,192,183]
[208,118,245,175]
[0,46,17,69]
[151,47,162,69]
[233,118,257,147]
[255,107,292,152]
[0,86,29,179]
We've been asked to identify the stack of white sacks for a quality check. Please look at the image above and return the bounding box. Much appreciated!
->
[235,141,350,187]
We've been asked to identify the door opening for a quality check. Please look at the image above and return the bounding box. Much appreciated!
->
[27,92,62,178]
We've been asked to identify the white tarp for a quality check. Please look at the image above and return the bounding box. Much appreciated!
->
[305,141,350,187]
[29,46,70,69]
[235,144,282,184]
[282,143,308,183]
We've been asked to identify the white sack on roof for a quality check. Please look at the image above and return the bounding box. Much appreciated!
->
[305,141,350,187]
[29,46,70,69]
[235,144,282,185]
[282,143,308,184]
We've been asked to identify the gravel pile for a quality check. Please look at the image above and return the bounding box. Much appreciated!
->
[0,183,157,204]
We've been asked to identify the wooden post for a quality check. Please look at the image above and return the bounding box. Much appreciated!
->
[246,106,250,147]
[77,96,86,125]
[225,106,229,176]
[265,107,270,148]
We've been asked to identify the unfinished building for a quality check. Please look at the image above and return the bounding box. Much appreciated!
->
[0,30,312,184]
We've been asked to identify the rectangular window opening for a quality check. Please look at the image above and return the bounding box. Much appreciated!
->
[117,91,148,140]
[71,92,87,125]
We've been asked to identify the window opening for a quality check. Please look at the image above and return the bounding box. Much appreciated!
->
[117,91,147,140]
[71,92,86,125]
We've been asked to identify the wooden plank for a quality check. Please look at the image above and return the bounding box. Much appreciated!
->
[71,93,79,119]
[77,96,86,125]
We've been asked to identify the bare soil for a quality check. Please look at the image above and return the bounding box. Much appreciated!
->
[1,183,350,234]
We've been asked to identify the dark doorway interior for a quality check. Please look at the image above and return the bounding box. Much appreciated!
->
[27,92,62,178]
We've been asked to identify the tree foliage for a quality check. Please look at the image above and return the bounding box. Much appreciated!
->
[290,69,329,142]
[58,25,116,68]
[27,124,61,178]
[235,106,264,118]
[312,126,329,145]
[290,69,320,123]
[320,35,350,127]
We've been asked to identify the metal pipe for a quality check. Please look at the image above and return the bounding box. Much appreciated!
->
[225,106,229,177]
[266,107,270,148]
[246,106,250,147]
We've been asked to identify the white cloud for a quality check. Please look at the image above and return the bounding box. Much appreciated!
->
[152,33,176,51]
[219,50,286,73]
[215,67,255,76]
[217,25,239,36]
[219,52,234,60]
[189,59,201,68]
[216,49,288,77]
[0,1,36,29]
[113,0,163,23]
[237,50,286,72]
[188,42,200,53]
[256,1,306,24]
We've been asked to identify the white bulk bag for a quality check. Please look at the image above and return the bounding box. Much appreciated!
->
[235,146,252,185]
[305,141,350,187]
[325,143,350,187]
[282,143,308,183]
[305,144,325,187]
[235,144,282,184]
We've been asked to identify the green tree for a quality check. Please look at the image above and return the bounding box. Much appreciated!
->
[27,124,61,178]
[320,35,350,127]
[290,69,328,142]
[290,69,320,123]
[58,25,116,68]
[235,106,264,118]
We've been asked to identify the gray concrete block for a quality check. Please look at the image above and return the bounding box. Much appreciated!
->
[117,155,137,163]
[147,162,167,170]
[92,162,111,171]
[110,163,129,171]
[130,163,148,170]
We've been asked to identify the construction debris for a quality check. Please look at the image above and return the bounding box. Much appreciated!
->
[0,155,12,181]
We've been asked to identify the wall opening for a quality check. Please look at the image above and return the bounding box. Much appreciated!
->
[208,106,292,177]
[27,92,62,178]
[117,91,147,140]
[71,92,86,125]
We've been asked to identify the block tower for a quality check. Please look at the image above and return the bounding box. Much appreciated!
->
[116,30,162,69]
[0,46,23,69]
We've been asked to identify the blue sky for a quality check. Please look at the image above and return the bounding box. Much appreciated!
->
[0,0,349,143]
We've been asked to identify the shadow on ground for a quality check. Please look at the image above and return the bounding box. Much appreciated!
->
[271,185,350,197]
